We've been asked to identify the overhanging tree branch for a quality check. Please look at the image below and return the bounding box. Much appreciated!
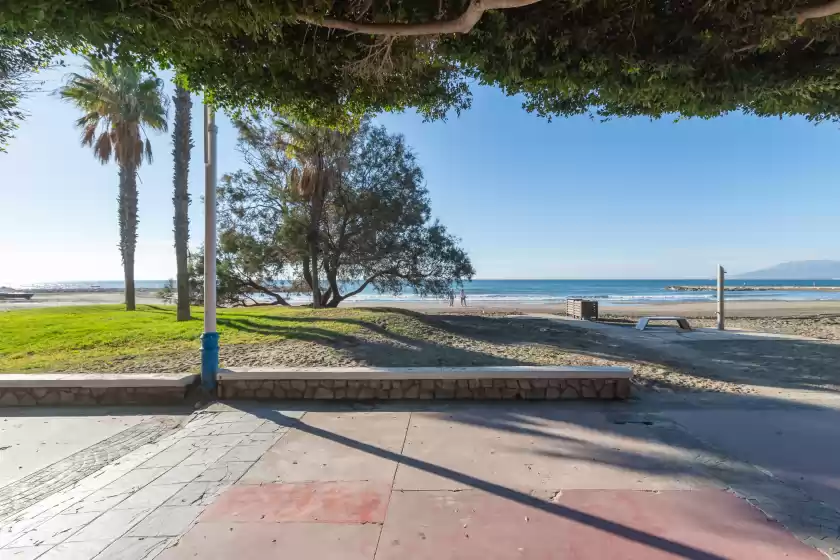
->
[796,0,840,22]
[338,268,399,301]
[242,277,291,306]
[298,0,542,37]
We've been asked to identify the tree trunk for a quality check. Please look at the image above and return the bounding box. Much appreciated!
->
[308,177,324,308]
[320,287,333,307]
[309,236,321,308]
[326,266,343,307]
[172,84,193,321]
[118,164,138,311]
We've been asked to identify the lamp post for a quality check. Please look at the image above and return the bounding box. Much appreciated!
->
[200,101,219,390]
[716,264,725,331]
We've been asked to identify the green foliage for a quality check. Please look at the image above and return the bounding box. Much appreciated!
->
[446,2,840,122]
[0,304,368,371]
[1,0,469,123]
[215,114,474,306]
[5,0,840,122]
[181,248,290,307]
[0,35,58,152]
[59,57,167,166]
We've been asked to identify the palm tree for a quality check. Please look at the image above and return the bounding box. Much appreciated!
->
[60,57,167,311]
[171,82,192,321]
[280,121,350,308]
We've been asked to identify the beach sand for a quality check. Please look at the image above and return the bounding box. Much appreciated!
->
[347,298,840,318]
[4,291,840,393]
[0,290,166,311]
[6,290,840,318]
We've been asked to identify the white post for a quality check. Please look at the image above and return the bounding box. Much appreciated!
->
[716,264,725,331]
[200,102,219,389]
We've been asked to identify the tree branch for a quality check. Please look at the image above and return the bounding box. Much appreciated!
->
[243,278,291,306]
[796,0,840,23]
[338,268,399,301]
[298,0,542,37]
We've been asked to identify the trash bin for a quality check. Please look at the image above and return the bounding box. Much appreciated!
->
[566,298,598,320]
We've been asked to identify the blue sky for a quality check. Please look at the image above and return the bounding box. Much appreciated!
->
[2,57,839,284]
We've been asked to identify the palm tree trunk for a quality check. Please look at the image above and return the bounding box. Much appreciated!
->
[118,165,138,311]
[309,184,323,309]
[309,234,321,308]
[172,84,193,321]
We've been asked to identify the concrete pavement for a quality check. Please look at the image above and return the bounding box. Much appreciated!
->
[0,398,837,559]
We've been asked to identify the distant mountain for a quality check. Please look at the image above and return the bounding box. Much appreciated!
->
[734,260,840,279]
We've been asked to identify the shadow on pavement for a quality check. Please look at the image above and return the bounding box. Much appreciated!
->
[239,404,731,560]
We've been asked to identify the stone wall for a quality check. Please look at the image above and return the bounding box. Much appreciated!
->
[0,386,190,407]
[219,377,631,400]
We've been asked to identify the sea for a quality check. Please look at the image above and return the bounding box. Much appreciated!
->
[12,279,840,305]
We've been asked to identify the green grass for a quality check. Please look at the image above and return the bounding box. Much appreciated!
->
[0,304,378,372]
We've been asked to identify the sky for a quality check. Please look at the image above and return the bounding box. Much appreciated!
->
[2,57,840,285]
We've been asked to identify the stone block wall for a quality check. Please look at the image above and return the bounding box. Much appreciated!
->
[0,386,190,407]
[218,377,631,400]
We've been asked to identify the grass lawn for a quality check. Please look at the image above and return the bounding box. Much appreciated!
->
[1,303,625,374]
[0,304,375,372]
[4,304,838,395]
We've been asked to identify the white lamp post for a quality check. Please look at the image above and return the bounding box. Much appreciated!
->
[200,101,219,389]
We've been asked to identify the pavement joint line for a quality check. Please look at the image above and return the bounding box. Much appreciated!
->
[3,410,277,559]
[652,412,840,559]
[371,410,412,560]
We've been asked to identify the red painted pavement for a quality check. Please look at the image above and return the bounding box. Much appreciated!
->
[161,482,822,559]
[200,482,391,524]
[156,521,381,560]
[375,489,823,559]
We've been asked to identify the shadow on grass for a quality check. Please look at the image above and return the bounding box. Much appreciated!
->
[370,308,840,393]
[217,312,527,367]
[206,305,840,392]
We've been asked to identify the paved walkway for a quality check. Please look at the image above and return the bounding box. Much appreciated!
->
[0,397,838,559]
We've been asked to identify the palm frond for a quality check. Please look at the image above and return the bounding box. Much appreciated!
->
[81,124,98,146]
[59,55,167,167]
[93,132,112,164]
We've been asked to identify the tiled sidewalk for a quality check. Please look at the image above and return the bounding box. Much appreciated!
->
[0,403,836,559]
[0,410,294,559]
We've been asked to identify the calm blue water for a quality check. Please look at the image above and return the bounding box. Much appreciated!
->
[16,279,840,305]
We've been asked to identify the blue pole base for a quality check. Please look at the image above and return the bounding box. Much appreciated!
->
[200,332,220,391]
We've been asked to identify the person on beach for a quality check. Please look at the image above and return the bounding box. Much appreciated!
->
[448,290,455,307]
[460,288,467,307]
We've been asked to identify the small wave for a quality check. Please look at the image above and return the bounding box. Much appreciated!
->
[605,294,716,301]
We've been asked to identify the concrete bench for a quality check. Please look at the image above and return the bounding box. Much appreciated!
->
[635,316,692,331]
[217,366,633,401]
[0,373,197,406]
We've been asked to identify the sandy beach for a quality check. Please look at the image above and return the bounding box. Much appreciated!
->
[344,298,840,318]
[0,290,165,311]
[6,289,840,318]
[4,290,840,393]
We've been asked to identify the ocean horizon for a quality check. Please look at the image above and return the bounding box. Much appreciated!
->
[9,278,840,305]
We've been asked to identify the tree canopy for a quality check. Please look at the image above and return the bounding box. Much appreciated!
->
[4,0,840,123]
[0,36,57,151]
[210,114,474,307]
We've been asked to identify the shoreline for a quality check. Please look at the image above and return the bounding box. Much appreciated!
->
[666,285,840,292]
[5,290,840,318]
[345,299,840,318]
